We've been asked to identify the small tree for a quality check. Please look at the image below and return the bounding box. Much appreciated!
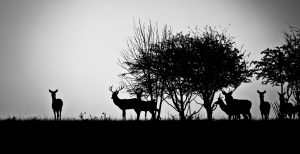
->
[254,47,288,93]
[119,20,172,119]
[189,26,253,120]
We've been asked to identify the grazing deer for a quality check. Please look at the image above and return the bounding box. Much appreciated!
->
[222,90,252,120]
[135,89,158,120]
[49,89,63,120]
[109,86,142,120]
[278,92,295,119]
[257,90,271,120]
[213,95,242,120]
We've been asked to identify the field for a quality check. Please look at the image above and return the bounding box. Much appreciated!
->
[1,118,300,143]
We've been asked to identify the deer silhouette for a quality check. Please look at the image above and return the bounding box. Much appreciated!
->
[278,92,295,119]
[213,95,242,120]
[109,86,142,120]
[49,89,63,120]
[257,90,271,120]
[135,89,158,120]
[221,90,252,120]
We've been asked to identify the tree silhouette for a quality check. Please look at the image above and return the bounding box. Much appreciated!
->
[283,26,300,117]
[191,26,253,120]
[254,47,288,93]
[119,20,172,119]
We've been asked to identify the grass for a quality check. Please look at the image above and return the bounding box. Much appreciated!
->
[1,116,300,150]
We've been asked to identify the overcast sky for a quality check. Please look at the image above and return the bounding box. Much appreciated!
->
[0,0,300,119]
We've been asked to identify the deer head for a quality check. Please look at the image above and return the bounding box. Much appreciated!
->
[135,88,143,100]
[49,89,58,98]
[109,86,124,100]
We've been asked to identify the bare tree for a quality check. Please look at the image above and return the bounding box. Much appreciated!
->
[119,19,172,120]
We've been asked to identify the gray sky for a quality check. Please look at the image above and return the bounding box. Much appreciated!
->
[0,0,300,119]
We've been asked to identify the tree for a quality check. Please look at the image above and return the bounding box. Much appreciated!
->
[254,47,288,93]
[119,20,172,119]
[189,26,253,120]
[152,26,252,120]
[154,32,201,120]
[283,26,300,106]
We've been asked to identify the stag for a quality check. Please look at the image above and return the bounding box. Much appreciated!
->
[278,92,295,119]
[109,86,143,120]
[213,95,242,120]
[222,90,252,120]
[49,89,63,120]
[257,90,271,120]
[135,89,158,120]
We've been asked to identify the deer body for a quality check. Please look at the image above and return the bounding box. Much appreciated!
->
[257,90,271,120]
[110,89,141,120]
[49,89,63,120]
[278,92,295,119]
[135,89,158,120]
[222,91,252,120]
[214,97,245,120]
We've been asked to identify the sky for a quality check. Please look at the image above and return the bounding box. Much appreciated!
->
[0,0,300,119]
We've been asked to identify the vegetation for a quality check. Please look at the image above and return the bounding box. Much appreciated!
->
[120,21,253,120]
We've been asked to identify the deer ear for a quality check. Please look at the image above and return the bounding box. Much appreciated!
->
[49,89,52,92]
[55,89,58,93]
[257,90,259,93]
[263,90,266,94]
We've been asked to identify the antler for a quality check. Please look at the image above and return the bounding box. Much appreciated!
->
[109,86,114,92]
[117,86,124,92]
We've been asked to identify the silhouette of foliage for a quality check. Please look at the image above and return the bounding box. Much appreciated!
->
[254,47,288,92]
[283,26,300,108]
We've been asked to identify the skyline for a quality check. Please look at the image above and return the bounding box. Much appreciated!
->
[0,0,300,119]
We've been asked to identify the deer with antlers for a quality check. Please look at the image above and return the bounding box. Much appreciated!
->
[257,90,271,120]
[109,86,142,120]
[135,88,158,120]
[49,89,63,120]
[221,89,252,120]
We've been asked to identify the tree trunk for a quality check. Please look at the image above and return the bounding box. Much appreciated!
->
[157,98,163,120]
[179,111,186,121]
[204,97,212,120]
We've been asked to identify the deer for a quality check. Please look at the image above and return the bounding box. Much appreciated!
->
[257,90,271,120]
[135,88,158,120]
[213,94,242,120]
[49,89,63,120]
[278,92,295,119]
[221,89,252,120]
[109,86,142,120]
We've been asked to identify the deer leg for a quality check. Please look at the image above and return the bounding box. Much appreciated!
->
[60,111,62,120]
[145,111,147,120]
[136,110,140,121]
[122,110,126,121]
[53,111,56,120]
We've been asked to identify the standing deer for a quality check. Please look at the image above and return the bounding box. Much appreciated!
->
[135,89,158,120]
[222,90,252,120]
[49,89,63,120]
[257,90,271,120]
[109,86,142,120]
[278,92,295,119]
[213,95,241,120]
